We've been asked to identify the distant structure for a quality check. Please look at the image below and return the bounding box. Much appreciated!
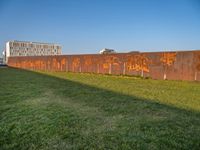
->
[99,48,116,54]
[128,51,139,53]
[0,57,3,65]
[5,40,62,63]
[2,50,6,64]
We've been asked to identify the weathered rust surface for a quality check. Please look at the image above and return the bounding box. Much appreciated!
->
[7,50,200,81]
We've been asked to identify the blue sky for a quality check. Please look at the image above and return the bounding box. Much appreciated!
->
[0,0,200,54]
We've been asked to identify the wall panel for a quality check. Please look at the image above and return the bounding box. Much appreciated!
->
[7,51,200,81]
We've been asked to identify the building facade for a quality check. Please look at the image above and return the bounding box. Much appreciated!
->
[5,40,62,62]
[0,57,3,65]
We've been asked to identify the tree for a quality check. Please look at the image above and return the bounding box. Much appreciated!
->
[61,58,67,72]
[83,56,93,72]
[126,54,150,77]
[104,55,119,74]
[72,57,81,72]
[160,52,176,80]
[121,55,128,75]
[92,56,102,74]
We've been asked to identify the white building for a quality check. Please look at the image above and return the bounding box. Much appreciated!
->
[5,40,62,63]
[99,48,116,54]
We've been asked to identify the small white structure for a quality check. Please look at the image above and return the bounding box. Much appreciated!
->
[99,48,116,54]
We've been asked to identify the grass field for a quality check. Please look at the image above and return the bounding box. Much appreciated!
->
[0,67,200,149]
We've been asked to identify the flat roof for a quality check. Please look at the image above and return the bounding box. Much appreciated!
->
[7,40,61,46]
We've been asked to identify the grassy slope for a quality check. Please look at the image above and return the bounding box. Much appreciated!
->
[0,67,200,150]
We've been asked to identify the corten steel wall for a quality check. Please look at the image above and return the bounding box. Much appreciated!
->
[7,50,200,81]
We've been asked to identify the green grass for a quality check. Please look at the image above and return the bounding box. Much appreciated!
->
[0,67,200,150]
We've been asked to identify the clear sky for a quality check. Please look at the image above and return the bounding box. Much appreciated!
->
[0,0,200,54]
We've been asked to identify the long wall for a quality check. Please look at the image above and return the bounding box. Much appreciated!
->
[7,50,200,81]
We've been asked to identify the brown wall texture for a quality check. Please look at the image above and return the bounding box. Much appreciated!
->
[7,50,200,81]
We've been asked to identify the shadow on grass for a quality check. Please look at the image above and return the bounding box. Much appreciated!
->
[0,67,200,150]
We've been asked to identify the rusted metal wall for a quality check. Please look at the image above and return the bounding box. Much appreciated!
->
[7,50,200,81]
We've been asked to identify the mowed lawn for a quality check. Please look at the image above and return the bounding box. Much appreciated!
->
[0,67,200,150]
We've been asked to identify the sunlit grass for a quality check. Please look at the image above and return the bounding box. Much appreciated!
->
[0,67,200,149]
[40,71,200,112]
